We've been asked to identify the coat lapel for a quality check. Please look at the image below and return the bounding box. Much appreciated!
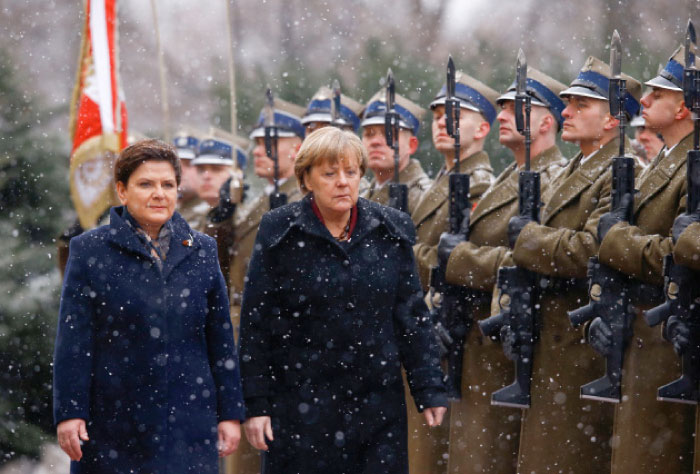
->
[106,206,159,261]
[634,133,691,216]
[411,171,449,226]
[470,164,518,226]
[161,213,200,280]
[542,139,619,224]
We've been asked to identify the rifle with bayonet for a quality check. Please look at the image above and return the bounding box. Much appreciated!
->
[385,69,410,213]
[477,49,540,408]
[643,20,700,404]
[428,56,474,400]
[265,88,287,210]
[330,79,343,129]
[566,30,638,403]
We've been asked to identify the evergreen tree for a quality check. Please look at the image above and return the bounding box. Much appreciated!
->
[0,47,70,463]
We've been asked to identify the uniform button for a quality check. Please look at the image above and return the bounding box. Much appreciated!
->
[346,302,355,311]
[343,260,350,267]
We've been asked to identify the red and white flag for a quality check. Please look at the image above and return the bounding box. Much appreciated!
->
[69,0,127,228]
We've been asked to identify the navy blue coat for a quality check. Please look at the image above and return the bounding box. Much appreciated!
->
[53,206,245,474]
[239,195,447,474]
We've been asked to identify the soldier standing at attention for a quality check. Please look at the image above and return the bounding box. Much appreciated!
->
[593,45,696,473]
[503,56,642,473]
[412,72,499,292]
[360,88,432,212]
[205,97,306,474]
[406,72,497,474]
[173,131,206,228]
[438,66,568,474]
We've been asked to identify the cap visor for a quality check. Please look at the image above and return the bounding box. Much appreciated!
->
[192,155,235,166]
[249,127,298,139]
[496,90,547,107]
[559,86,607,100]
[301,113,332,125]
[429,96,484,113]
[360,115,412,130]
[176,149,196,160]
[644,75,682,92]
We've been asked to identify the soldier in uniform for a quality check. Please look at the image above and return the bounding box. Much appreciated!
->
[205,97,306,474]
[438,67,568,474]
[594,45,695,473]
[191,136,245,232]
[173,132,206,228]
[412,72,499,291]
[504,56,642,473]
[360,88,432,212]
[630,113,665,165]
[406,72,498,474]
[301,85,363,136]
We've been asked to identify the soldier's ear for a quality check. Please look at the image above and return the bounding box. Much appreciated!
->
[676,103,691,120]
[408,135,419,155]
[538,113,555,135]
[602,113,619,132]
[474,121,490,140]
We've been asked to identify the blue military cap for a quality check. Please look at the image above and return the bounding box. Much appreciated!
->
[193,137,236,167]
[361,89,425,135]
[173,132,200,160]
[430,71,499,125]
[249,97,306,140]
[205,128,250,170]
[497,67,568,129]
[645,45,685,92]
[560,56,642,118]
[302,86,364,131]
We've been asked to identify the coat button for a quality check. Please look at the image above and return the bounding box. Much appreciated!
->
[343,259,350,267]
[346,302,355,311]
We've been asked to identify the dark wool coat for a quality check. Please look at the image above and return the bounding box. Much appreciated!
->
[53,206,245,474]
[239,195,447,474]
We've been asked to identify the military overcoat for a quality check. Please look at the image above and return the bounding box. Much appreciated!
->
[508,138,630,473]
[443,145,567,474]
[362,158,432,213]
[239,196,447,474]
[597,133,694,474]
[53,206,245,474]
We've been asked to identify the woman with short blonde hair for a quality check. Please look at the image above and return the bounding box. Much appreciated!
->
[240,126,447,473]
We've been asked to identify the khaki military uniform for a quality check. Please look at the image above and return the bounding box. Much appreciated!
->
[206,178,302,474]
[412,151,494,291]
[443,146,567,474]
[178,195,208,230]
[674,221,700,269]
[362,158,432,213]
[508,138,633,473]
[597,133,694,474]
[406,150,493,474]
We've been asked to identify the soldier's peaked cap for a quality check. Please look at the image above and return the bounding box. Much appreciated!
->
[207,127,249,170]
[645,45,687,92]
[194,137,236,167]
[361,88,425,135]
[497,67,567,128]
[173,131,201,160]
[302,86,364,131]
[560,56,642,118]
[250,97,306,140]
[430,71,499,125]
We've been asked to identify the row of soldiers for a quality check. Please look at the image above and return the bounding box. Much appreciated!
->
[58,30,699,473]
[182,37,697,473]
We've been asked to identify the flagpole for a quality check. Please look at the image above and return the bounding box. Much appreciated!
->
[150,0,170,141]
[225,0,238,134]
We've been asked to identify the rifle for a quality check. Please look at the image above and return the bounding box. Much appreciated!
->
[385,69,410,213]
[330,79,343,129]
[642,20,700,404]
[428,56,473,400]
[264,88,287,210]
[566,30,637,403]
[477,49,541,408]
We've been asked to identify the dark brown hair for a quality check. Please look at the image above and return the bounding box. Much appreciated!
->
[114,139,181,186]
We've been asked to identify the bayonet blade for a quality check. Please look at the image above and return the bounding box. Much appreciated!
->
[516,48,527,96]
[386,68,395,111]
[331,79,341,124]
[447,55,456,99]
[686,19,696,69]
[610,30,622,79]
[264,87,275,127]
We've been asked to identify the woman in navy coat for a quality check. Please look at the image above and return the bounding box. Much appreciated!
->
[53,140,245,473]
[239,127,448,474]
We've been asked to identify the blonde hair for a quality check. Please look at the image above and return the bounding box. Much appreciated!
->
[294,127,367,193]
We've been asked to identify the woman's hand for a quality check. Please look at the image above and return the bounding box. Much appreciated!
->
[217,420,241,457]
[57,418,89,461]
[243,416,274,451]
[423,406,447,427]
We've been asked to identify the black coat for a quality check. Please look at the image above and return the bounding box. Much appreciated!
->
[239,195,447,474]
[53,207,245,474]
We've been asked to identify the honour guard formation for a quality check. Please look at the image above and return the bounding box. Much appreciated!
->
[49,5,700,473]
